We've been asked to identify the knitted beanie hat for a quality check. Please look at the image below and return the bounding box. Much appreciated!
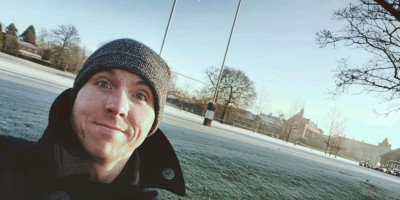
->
[70,38,171,136]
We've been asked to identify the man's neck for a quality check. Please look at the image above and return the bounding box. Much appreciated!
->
[89,157,129,183]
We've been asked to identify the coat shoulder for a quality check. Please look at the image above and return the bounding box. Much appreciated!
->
[0,135,38,199]
[0,135,37,170]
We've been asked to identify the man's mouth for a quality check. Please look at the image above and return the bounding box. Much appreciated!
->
[95,122,125,133]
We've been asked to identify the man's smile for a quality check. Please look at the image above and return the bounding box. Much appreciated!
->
[94,122,126,133]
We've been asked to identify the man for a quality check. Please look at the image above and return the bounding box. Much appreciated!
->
[0,39,185,199]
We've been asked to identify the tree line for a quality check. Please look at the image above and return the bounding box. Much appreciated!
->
[0,22,89,73]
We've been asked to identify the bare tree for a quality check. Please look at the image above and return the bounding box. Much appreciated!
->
[167,72,212,115]
[36,28,53,59]
[252,87,269,115]
[36,29,51,49]
[65,45,89,73]
[316,0,400,114]
[283,102,304,143]
[177,79,193,110]
[324,106,347,155]
[334,133,347,158]
[192,87,213,116]
[251,87,269,132]
[168,72,179,98]
[328,123,347,157]
[205,66,256,122]
[51,24,80,68]
[371,0,400,21]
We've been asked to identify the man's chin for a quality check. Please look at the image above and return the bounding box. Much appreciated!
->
[87,146,116,162]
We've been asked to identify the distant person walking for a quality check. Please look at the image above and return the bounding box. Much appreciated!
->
[0,39,185,200]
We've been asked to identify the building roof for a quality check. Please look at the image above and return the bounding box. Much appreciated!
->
[382,137,388,144]
[18,40,39,50]
[308,121,318,129]
[380,137,390,146]
[18,49,41,59]
[243,112,254,120]
[306,120,322,134]
[380,148,400,157]
[260,114,281,125]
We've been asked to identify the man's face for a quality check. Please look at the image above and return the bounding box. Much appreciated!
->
[71,69,155,163]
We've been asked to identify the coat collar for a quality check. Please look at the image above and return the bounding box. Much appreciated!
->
[138,129,186,196]
[40,89,186,197]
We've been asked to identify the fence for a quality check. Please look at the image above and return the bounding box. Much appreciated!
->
[166,98,206,116]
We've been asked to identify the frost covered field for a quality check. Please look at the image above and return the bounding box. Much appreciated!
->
[1,54,400,199]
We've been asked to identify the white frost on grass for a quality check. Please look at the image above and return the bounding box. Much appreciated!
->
[162,106,400,185]
[0,52,74,89]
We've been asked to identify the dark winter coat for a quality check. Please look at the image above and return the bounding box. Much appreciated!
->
[0,89,185,200]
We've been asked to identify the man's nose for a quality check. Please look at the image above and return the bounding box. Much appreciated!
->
[105,90,129,118]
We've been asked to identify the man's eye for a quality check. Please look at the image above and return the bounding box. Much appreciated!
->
[134,93,147,101]
[97,81,111,89]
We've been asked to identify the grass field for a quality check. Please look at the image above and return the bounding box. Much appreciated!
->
[159,122,400,199]
[1,65,400,199]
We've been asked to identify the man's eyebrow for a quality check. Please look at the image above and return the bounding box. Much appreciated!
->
[136,80,150,87]
[97,70,150,88]
[102,69,115,75]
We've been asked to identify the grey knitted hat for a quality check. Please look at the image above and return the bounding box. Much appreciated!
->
[70,38,171,136]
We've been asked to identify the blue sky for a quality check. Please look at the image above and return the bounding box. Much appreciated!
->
[1,0,399,149]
